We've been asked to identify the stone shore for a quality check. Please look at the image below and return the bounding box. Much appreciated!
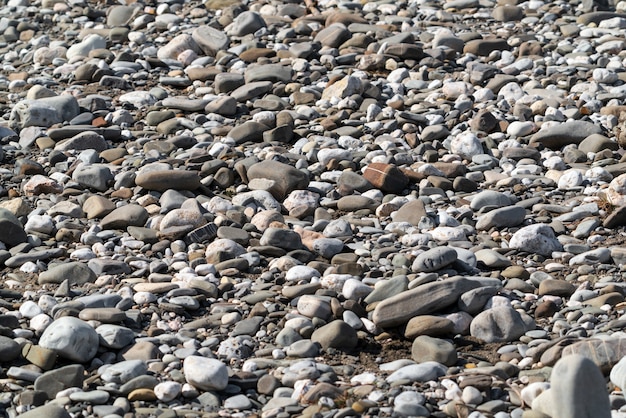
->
[2,0,626,417]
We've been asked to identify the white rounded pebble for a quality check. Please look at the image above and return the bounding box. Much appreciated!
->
[29,313,53,333]
[19,301,43,318]
[462,386,483,404]
[521,381,551,406]
[154,381,182,402]
[558,169,584,190]
[133,292,157,304]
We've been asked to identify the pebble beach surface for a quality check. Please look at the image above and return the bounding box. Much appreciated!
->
[3,0,626,417]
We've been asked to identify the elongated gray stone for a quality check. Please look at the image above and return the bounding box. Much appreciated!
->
[135,170,201,192]
[470,190,512,210]
[364,275,409,304]
[530,121,603,149]
[55,131,108,152]
[39,261,97,285]
[16,402,71,418]
[476,206,526,230]
[231,81,273,102]
[245,64,293,83]
[412,247,458,273]
[577,11,626,25]
[386,362,447,384]
[373,277,502,328]
[10,95,80,130]
[47,126,122,141]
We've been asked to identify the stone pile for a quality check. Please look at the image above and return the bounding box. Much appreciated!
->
[1,0,626,417]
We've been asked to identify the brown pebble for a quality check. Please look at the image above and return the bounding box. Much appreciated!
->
[127,389,157,401]
[535,300,559,318]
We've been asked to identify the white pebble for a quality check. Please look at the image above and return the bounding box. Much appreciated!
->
[154,381,182,402]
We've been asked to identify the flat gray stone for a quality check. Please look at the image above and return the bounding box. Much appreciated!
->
[530,121,603,150]
[135,170,201,192]
[411,335,457,366]
[101,204,149,230]
[412,247,458,273]
[470,190,512,210]
[231,81,273,102]
[364,275,409,304]
[15,403,71,418]
[39,262,97,285]
[476,206,526,230]
[373,277,502,328]
[245,64,293,83]
[228,121,270,144]
[386,362,447,384]
[34,364,85,398]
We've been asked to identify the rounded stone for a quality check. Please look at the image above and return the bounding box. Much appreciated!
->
[411,335,458,366]
[310,320,358,350]
[183,356,228,391]
[39,317,99,363]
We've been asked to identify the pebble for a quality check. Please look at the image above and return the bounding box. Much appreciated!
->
[386,362,448,384]
[311,320,358,350]
[393,391,429,416]
[373,277,501,327]
[183,356,228,391]
[411,335,458,366]
[412,246,458,272]
[0,0,622,416]
[533,355,611,418]
[509,224,563,256]
[470,306,533,343]
[18,404,70,418]
[38,317,99,363]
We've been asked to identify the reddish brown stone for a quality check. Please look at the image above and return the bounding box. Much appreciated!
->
[401,168,426,183]
[92,116,107,127]
[432,162,468,178]
[362,163,409,194]
[534,300,558,318]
